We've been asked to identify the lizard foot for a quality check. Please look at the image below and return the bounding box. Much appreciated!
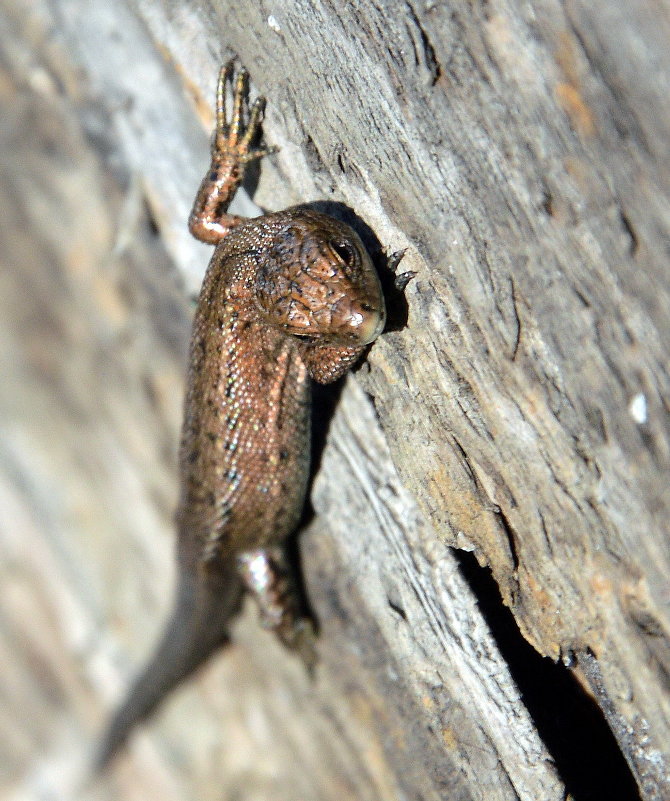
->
[214,59,276,164]
[189,59,276,243]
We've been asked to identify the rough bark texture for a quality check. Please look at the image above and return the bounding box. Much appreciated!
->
[1,0,668,800]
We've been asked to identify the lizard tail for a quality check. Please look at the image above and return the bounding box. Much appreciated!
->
[94,559,244,772]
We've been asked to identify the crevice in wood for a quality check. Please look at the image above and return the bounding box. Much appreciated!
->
[143,196,161,237]
[618,209,639,257]
[509,275,522,361]
[404,1,441,86]
[454,550,642,801]
[495,505,520,572]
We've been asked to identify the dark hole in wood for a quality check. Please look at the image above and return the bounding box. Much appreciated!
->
[454,550,642,801]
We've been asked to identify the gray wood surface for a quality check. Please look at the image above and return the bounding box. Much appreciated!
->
[2,0,668,799]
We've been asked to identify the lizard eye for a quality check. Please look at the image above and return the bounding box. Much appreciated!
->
[330,240,356,267]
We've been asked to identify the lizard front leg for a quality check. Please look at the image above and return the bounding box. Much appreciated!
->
[189,60,275,243]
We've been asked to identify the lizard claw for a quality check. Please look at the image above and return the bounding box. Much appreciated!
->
[387,248,416,291]
[214,60,274,163]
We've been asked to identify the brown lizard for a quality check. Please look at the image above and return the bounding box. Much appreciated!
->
[97,61,389,768]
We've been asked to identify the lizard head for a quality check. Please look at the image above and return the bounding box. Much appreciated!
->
[255,209,386,346]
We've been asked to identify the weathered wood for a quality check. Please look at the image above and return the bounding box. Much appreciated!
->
[2,0,668,799]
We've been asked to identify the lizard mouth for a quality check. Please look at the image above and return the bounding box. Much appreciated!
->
[349,303,386,345]
[326,295,386,345]
[282,296,386,345]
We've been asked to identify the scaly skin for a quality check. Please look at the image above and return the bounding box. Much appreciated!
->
[97,61,386,768]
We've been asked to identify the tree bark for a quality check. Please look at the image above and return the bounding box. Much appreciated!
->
[1,0,668,800]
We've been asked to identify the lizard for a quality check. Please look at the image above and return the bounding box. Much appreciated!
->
[97,60,394,768]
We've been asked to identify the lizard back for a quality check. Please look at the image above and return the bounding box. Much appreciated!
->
[177,219,313,566]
